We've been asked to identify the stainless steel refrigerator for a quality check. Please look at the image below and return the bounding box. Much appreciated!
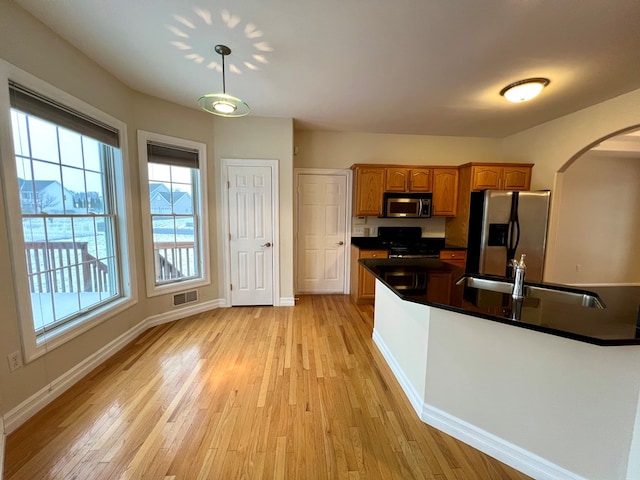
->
[466,190,550,282]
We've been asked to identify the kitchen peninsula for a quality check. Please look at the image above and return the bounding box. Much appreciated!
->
[360,258,640,480]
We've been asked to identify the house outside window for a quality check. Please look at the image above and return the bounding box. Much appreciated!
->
[0,76,136,360]
[137,131,209,296]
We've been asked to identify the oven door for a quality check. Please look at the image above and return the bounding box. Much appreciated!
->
[385,197,420,217]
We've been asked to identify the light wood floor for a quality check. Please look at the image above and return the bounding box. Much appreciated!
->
[4,295,531,479]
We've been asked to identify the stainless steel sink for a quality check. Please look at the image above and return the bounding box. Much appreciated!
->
[456,275,606,309]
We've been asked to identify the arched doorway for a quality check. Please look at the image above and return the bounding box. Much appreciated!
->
[546,126,640,285]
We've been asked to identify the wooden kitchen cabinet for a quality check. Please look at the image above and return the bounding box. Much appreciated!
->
[470,164,532,191]
[385,167,409,191]
[439,249,467,268]
[385,167,433,192]
[445,162,534,247]
[351,164,457,217]
[350,246,388,304]
[409,168,433,192]
[352,166,385,216]
[431,168,458,216]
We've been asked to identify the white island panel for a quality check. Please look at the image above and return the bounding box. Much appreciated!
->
[372,280,431,414]
[373,280,640,480]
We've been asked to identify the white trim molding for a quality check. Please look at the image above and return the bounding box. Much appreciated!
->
[0,60,138,363]
[137,130,211,298]
[221,159,281,306]
[373,329,587,480]
[3,298,225,434]
[293,168,353,295]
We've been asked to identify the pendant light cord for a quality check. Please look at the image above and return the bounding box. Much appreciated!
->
[221,52,226,94]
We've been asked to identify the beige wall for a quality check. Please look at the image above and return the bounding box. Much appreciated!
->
[551,153,640,285]
[501,89,640,280]
[293,130,503,169]
[3,0,640,441]
[212,116,295,302]
[0,1,140,417]
[0,2,295,419]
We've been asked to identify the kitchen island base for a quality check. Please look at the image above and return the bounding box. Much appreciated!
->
[373,280,640,480]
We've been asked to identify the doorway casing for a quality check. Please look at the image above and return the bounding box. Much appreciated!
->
[221,158,281,306]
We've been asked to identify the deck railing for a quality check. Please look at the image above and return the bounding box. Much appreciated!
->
[24,241,109,293]
[23,241,197,292]
[153,241,196,281]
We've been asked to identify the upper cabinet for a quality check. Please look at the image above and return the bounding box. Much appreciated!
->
[444,163,535,247]
[385,167,409,191]
[385,167,433,192]
[352,166,385,216]
[470,164,532,191]
[431,168,458,216]
[352,164,457,217]
[409,168,433,192]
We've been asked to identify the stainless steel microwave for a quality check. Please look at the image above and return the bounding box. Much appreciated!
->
[383,192,432,218]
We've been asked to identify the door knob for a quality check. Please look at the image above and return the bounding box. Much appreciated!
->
[336,241,344,246]
[261,242,272,248]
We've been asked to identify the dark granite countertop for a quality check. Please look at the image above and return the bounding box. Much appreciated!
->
[360,258,640,346]
[350,236,462,251]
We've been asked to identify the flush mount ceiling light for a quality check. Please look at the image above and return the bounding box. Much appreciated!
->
[198,44,249,117]
[500,78,550,103]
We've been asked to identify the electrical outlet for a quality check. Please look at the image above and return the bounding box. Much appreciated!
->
[8,351,22,371]
[575,264,581,272]
[353,226,365,235]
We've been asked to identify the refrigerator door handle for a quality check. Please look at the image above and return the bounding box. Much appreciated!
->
[510,219,521,251]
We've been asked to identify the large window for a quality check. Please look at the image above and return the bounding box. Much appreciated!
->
[1,77,134,359]
[138,131,209,296]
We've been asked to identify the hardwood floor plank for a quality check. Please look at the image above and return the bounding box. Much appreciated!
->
[4,295,531,480]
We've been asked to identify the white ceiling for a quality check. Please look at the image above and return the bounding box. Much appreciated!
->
[15,0,640,138]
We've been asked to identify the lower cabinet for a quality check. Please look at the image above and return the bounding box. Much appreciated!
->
[438,249,467,268]
[350,246,388,304]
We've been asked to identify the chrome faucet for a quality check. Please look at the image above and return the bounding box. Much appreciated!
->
[511,254,526,300]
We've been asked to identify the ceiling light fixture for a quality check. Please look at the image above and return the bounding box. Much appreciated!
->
[198,44,249,117]
[500,78,550,103]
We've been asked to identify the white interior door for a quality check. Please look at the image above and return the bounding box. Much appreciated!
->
[228,165,274,305]
[297,173,347,293]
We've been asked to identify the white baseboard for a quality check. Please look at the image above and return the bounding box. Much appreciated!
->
[372,329,425,415]
[421,404,586,480]
[3,298,224,434]
[279,297,296,306]
[372,329,584,480]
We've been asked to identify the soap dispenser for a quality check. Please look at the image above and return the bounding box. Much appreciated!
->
[512,254,526,300]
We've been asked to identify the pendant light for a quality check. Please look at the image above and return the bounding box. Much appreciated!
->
[500,78,550,103]
[198,44,250,117]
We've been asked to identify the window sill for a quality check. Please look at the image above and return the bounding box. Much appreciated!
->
[27,295,138,363]
[146,276,210,299]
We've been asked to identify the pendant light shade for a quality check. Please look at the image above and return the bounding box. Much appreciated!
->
[198,45,249,117]
[500,78,550,103]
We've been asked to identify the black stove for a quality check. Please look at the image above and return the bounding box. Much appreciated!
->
[377,227,444,258]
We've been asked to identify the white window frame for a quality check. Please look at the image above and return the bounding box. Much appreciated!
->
[0,60,137,362]
[137,130,210,297]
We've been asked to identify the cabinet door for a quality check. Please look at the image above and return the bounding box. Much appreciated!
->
[432,168,458,216]
[470,165,501,190]
[385,168,408,192]
[439,249,467,267]
[359,250,388,300]
[408,168,433,192]
[354,167,385,216]
[502,166,531,190]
